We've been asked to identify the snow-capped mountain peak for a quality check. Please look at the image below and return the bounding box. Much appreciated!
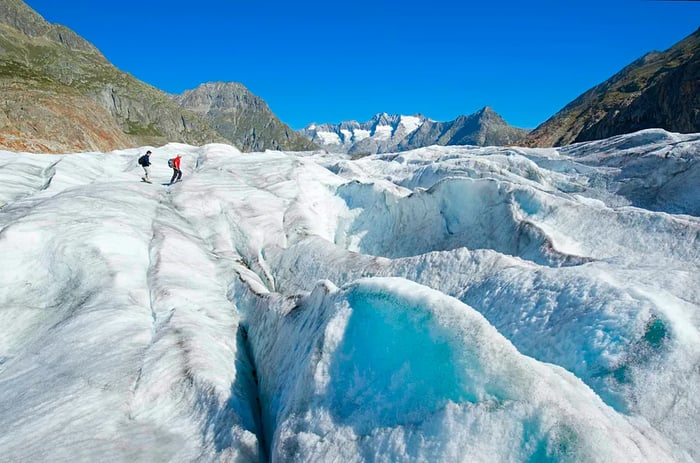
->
[299,108,528,155]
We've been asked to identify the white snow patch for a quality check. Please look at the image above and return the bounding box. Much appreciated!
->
[373,125,394,139]
[399,115,422,134]
[352,129,370,141]
[316,131,342,145]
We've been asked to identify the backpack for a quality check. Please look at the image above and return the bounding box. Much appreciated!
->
[168,158,175,168]
[138,155,147,166]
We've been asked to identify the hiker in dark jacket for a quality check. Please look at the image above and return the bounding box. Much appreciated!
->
[138,150,152,183]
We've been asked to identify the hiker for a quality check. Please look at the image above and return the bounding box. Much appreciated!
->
[169,155,182,184]
[138,150,152,183]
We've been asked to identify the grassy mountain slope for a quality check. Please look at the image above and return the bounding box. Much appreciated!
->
[0,1,224,152]
[524,28,700,147]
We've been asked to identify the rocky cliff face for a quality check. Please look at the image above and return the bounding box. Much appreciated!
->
[300,107,528,154]
[524,28,700,147]
[173,82,318,152]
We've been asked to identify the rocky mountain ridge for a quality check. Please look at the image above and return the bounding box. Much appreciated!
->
[0,0,314,153]
[0,0,224,153]
[524,27,700,147]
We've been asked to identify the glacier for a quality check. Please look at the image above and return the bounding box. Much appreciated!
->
[0,129,698,462]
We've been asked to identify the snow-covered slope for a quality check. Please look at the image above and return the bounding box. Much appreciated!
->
[0,129,699,462]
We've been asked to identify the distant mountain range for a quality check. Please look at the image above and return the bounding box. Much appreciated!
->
[524,27,699,147]
[0,0,697,154]
[299,107,529,154]
[0,0,314,153]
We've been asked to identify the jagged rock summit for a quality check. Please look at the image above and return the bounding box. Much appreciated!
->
[300,106,529,154]
[524,27,700,147]
[173,82,317,152]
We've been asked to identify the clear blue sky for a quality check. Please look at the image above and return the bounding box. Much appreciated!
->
[24,0,699,129]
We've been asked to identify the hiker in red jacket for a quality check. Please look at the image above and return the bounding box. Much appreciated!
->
[169,155,182,184]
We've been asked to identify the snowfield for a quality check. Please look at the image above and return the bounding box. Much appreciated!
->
[0,129,699,462]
